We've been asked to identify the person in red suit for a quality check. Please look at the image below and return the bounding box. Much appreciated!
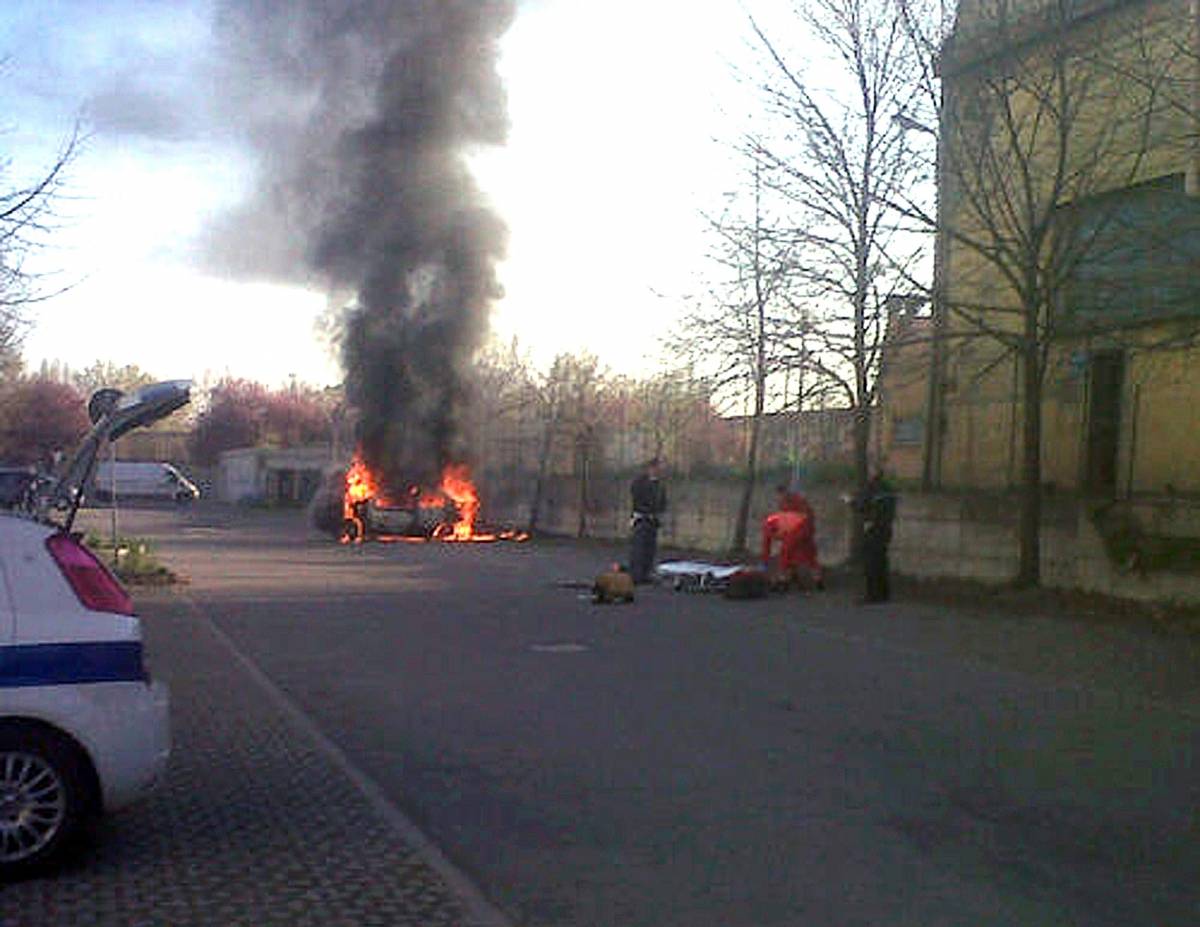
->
[761,486,824,590]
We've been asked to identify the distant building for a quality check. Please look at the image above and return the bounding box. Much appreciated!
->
[720,408,856,474]
[216,446,337,505]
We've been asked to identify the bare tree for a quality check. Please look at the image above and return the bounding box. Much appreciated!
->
[0,315,20,382]
[469,337,538,474]
[676,158,798,551]
[0,127,81,381]
[747,0,930,556]
[524,352,606,536]
[626,368,718,476]
[899,0,1192,585]
[73,360,156,397]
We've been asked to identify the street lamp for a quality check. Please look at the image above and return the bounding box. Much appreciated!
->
[894,113,934,135]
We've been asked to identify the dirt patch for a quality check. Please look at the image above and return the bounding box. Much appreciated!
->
[891,572,1200,636]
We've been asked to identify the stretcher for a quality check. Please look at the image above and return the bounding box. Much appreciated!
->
[655,560,763,593]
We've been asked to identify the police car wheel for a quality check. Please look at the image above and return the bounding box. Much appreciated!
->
[0,728,90,877]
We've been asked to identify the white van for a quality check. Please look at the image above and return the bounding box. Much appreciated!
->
[92,461,199,503]
[0,381,188,876]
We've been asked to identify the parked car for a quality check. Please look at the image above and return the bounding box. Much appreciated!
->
[0,380,189,877]
[0,468,39,511]
[91,461,199,504]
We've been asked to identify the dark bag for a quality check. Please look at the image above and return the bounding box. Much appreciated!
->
[724,568,769,600]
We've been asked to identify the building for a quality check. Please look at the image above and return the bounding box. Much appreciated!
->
[216,446,338,505]
[929,0,1200,497]
[876,302,933,483]
[717,408,857,475]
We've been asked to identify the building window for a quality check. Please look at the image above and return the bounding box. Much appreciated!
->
[1062,174,1200,325]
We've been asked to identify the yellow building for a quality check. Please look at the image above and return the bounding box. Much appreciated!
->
[877,301,933,484]
[931,0,1200,497]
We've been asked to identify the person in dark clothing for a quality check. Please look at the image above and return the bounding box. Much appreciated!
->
[629,457,667,583]
[857,472,897,603]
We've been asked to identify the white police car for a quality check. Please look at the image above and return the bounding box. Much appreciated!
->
[0,381,188,877]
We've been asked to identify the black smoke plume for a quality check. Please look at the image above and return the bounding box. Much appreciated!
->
[207,0,514,489]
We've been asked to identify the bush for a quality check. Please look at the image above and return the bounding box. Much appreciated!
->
[83,533,178,586]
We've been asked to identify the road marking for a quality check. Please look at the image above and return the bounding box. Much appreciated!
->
[177,593,514,927]
[529,642,590,653]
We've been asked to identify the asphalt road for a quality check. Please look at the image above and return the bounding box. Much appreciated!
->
[84,504,1200,926]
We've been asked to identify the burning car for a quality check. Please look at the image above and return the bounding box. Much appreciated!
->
[342,486,457,543]
[312,453,525,544]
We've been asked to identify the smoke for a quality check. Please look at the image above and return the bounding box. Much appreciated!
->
[206,0,514,488]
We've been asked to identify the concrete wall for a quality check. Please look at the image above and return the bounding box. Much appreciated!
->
[892,493,1200,605]
[484,472,852,565]
[217,449,263,503]
[484,471,1200,604]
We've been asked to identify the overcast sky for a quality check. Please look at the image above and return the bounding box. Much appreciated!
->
[0,0,773,388]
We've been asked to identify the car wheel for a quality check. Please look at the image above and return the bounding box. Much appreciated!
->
[0,728,91,878]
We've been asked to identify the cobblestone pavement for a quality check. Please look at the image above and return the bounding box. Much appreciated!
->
[0,593,508,927]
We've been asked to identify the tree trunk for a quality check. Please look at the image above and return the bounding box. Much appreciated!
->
[850,404,871,562]
[1015,335,1042,586]
[576,430,590,539]
[528,466,546,533]
[733,163,769,555]
[732,409,763,553]
[850,186,872,563]
[528,422,555,532]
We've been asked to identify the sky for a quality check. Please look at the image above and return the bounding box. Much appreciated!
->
[0,0,774,389]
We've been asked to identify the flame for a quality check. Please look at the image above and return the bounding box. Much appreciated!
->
[438,463,480,540]
[341,453,379,543]
[339,451,526,543]
[344,455,379,515]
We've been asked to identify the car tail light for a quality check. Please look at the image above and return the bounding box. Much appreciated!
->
[45,533,135,616]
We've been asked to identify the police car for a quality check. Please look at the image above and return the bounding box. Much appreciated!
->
[0,381,188,877]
